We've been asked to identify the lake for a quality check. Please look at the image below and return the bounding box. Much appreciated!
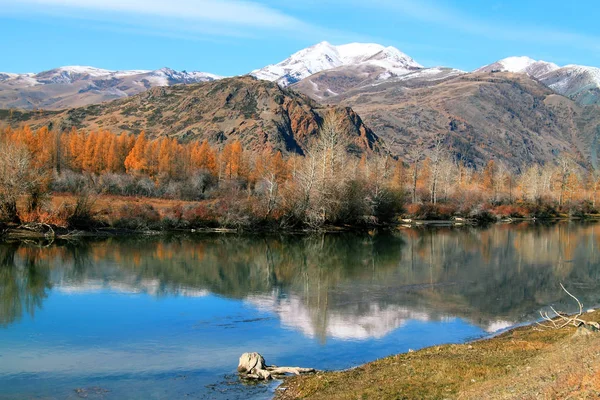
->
[1,222,600,399]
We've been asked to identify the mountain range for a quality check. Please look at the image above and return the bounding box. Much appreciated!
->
[2,42,600,168]
[0,66,221,110]
[2,42,600,110]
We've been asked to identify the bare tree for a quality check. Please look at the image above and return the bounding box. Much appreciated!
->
[406,140,425,204]
[555,156,577,207]
[519,164,541,202]
[428,133,447,204]
[309,112,350,225]
[0,142,47,223]
[438,157,457,202]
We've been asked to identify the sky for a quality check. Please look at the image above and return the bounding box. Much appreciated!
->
[1,0,600,75]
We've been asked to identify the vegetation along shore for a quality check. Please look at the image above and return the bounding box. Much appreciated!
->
[2,114,600,236]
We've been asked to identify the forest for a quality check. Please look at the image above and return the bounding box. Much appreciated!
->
[0,113,598,232]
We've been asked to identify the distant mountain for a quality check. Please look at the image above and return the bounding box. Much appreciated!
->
[0,66,222,110]
[0,76,379,156]
[474,56,559,78]
[294,71,600,169]
[476,57,600,105]
[250,41,422,87]
[292,66,465,101]
[540,65,600,105]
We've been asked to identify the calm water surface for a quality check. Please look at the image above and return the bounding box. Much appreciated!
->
[1,222,600,399]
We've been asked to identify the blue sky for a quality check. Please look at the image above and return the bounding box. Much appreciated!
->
[1,0,599,75]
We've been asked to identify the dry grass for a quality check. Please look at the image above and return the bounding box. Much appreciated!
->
[276,310,600,400]
[50,193,195,215]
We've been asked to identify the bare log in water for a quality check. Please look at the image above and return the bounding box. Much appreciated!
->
[237,352,316,380]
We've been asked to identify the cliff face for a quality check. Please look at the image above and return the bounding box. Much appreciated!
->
[0,76,379,155]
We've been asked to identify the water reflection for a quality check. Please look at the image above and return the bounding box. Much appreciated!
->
[1,222,600,340]
[0,243,52,326]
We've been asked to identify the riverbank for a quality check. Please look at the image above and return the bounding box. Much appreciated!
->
[275,310,600,399]
[3,193,600,241]
[3,215,600,242]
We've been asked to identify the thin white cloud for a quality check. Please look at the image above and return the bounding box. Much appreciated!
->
[7,0,301,28]
[0,0,357,41]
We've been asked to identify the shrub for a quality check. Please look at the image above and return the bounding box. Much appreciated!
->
[490,204,526,218]
[371,187,406,224]
[111,203,161,230]
[66,192,99,229]
[182,203,218,227]
[52,170,88,193]
[405,203,457,220]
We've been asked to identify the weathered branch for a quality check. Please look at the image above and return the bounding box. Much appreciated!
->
[238,352,316,381]
[536,283,598,331]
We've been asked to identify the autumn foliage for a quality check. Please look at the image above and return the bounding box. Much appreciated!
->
[1,121,599,230]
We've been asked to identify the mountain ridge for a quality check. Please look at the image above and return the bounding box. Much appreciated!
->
[3,42,600,110]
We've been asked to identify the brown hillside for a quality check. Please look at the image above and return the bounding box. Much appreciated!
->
[295,71,600,169]
[0,76,379,155]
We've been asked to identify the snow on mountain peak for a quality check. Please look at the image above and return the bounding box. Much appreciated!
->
[336,43,385,63]
[251,42,422,87]
[497,56,538,72]
[475,56,560,78]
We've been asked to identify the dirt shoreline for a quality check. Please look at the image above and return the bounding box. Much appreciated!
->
[274,310,600,399]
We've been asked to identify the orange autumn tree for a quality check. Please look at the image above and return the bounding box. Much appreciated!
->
[220,140,244,179]
[124,131,149,174]
[191,140,217,174]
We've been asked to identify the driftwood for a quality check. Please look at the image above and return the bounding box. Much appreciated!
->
[18,222,56,238]
[536,283,600,332]
[237,352,316,380]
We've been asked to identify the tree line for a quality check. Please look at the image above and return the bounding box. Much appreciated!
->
[0,114,598,230]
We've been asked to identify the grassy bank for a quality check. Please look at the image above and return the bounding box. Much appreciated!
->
[276,310,600,400]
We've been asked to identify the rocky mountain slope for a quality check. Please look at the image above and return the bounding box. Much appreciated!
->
[293,71,600,168]
[0,66,221,110]
[0,76,379,155]
[250,41,422,87]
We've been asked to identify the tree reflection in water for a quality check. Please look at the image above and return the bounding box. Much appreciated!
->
[0,243,52,326]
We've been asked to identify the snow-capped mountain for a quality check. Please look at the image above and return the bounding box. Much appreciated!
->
[1,66,221,87]
[475,56,559,78]
[251,41,422,87]
[0,66,223,109]
[476,57,600,105]
[540,65,600,105]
